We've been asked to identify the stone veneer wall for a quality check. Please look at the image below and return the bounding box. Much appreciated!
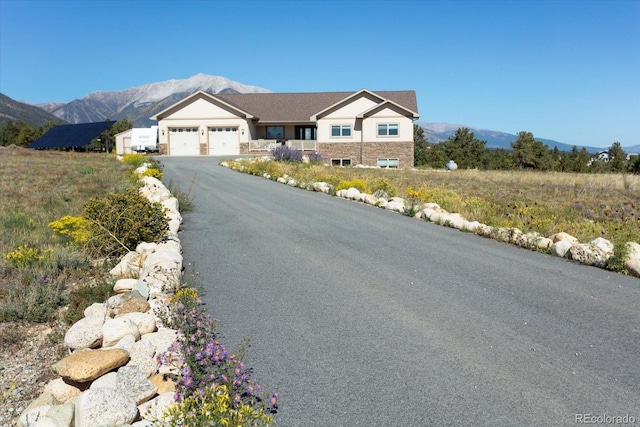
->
[362,141,414,168]
[158,143,168,155]
[318,141,414,168]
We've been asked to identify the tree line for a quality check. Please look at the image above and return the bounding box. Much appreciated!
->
[0,119,133,151]
[414,125,640,174]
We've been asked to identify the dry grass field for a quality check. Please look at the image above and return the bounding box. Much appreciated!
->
[236,159,640,246]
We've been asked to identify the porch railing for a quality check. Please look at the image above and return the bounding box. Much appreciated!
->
[249,139,318,152]
[249,139,278,152]
[287,140,317,151]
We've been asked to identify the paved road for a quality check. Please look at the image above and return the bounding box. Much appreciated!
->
[159,157,640,426]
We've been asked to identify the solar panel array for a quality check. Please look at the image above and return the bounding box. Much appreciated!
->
[28,121,116,149]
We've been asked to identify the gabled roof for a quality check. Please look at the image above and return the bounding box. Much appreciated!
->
[309,89,387,121]
[151,90,418,123]
[218,89,418,123]
[28,121,116,149]
[357,99,420,119]
[150,91,255,121]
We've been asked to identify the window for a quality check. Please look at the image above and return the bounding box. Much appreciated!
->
[331,158,352,166]
[377,158,399,168]
[377,123,399,136]
[331,125,351,137]
[267,126,284,139]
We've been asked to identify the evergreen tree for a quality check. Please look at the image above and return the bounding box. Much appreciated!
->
[510,131,552,170]
[608,141,627,172]
[441,127,488,169]
[413,124,429,166]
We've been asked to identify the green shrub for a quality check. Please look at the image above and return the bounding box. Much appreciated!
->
[63,279,115,325]
[142,168,163,180]
[82,189,169,258]
[368,177,396,198]
[335,179,368,193]
[0,271,65,322]
[121,153,146,168]
[165,177,195,213]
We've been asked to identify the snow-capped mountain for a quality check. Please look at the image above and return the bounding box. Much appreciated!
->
[42,73,271,126]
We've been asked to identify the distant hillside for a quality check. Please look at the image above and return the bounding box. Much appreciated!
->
[42,73,272,127]
[417,122,607,154]
[0,93,65,127]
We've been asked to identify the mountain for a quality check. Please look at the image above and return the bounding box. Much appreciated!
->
[417,122,610,154]
[0,93,66,126]
[42,73,272,127]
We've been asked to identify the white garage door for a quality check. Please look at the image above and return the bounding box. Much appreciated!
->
[208,127,239,156]
[169,128,200,156]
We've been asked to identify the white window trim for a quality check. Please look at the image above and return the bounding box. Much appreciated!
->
[331,124,352,138]
[377,158,399,168]
[377,123,399,137]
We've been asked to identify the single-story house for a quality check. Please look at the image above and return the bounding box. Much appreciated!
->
[150,89,419,167]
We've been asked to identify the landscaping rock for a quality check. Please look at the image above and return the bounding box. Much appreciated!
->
[74,387,138,427]
[345,187,361,200]
[117,366,158,405]
[114,278,139,294]
[43,378,84,404]
[53,348,130,383]
[625,259,640,278]
[118,312,157,335]
[110,251,143,278]
[552,240,573,257]
[118,296,151,315]
[138,391,175,422]
[63,315,104,351]
[102,317,141,347]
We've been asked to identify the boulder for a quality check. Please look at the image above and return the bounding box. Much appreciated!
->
[138,392,175,422]
[384,200,405,213]
[42,404,74,427]
[552,240,573,257]
[53,349,130,383]
[568,243,610,267]
[43,377,84,403]
[148,374,176,394]
[89,372,118,389]
[118,312,157,335]
[550,232,579,245]
[625,259,640,278]
[118,296,151,315]
[363,194,379,205]
[74,387,138,427]
[83,302,107,318]
[345,187,361,200]
[124,338,158,378]
[626,242,640,261]
[312,182,331,194]
[117,366,158,405]
[110,251,143,279]
[114,278,139,294]
[64,315,104,350]
[102,317,141,347]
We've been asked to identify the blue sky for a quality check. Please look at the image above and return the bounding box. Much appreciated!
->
[1,0,638,148]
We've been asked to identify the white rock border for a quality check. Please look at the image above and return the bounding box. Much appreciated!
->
[222,158,640,278]
[18,165,184,427]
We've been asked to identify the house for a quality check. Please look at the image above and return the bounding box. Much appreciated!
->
[115,126,158,155]
[150,89,419,167]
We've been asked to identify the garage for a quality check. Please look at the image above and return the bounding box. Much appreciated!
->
[169,128,200,156]
[208,127,239,156]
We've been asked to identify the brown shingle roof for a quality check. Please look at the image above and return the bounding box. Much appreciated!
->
[215,90,418,123]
